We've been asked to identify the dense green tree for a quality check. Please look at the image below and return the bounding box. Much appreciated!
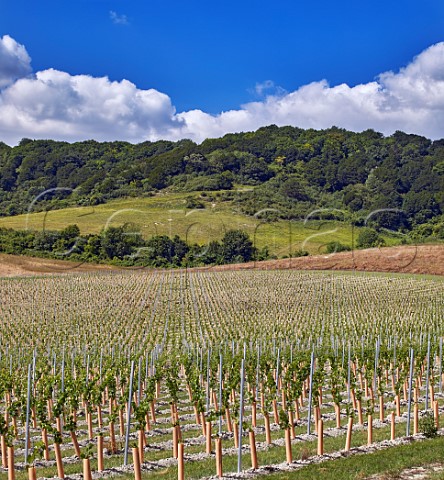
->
[100,224,144,259]
[221,229,255,263]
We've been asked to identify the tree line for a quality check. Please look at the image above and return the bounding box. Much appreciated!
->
[0,225,268,267]
[0,125,443,236]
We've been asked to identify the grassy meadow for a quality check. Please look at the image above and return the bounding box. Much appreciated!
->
[0,192,397,257]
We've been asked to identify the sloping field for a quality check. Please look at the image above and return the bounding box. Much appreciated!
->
[0,253,117,277]
[211,244,444,276]
[0,244,442,278]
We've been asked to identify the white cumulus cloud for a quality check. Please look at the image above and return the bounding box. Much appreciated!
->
[0,35,32,88]
[0,68,182,144]
[0,37,443,145]
[176,42,444,142]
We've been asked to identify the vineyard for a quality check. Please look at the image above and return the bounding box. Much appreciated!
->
[0,269,444,479]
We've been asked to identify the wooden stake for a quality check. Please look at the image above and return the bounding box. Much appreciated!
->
[367,414,373,445]
[345,416,353,451]
[351,389,357,410]
[357,399,363,425]
[294,400,300,421]
[27,466,37,480]
[83,458,92,480]
[314,405,319,434]
[433,400,439,429]
[264,413,272,444]
[97,435,104,472]
[334,403,341,429]
[177,442,184,480]
[252,401,257,428]
[119,408,125,436]
[317,419,324,455]
[289,409,295,439]
[379,395,385,422]
[97,405,103,428]
[1,435,7,468]
[132,447,142,480]
[173,423,179,458]
[7,446,15,480]
[414,403,419,434]
[42,428,50,461]
[205,421,212,454]
[193,404,200,424]
[281,390,287,410]
[70,430,81,457]
[233,422,239,449]
[55,417,62,436]
[87,411,94,440]
[215,437,223,478]
[272,399,279,424]
[54,442,64,479]
[249,430,258,469]
[201,413,206,435]
[395,394,401,417]
[145,412,151,432]
[285,428,292,464]
[138,430,145,462]
[225,407,233,433]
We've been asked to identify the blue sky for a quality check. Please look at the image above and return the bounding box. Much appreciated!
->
[0,0,444,144]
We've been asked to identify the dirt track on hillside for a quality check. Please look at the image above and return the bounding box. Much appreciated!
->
[0,244,443,278]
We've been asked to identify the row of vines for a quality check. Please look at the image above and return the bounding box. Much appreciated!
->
[0,270,443,478]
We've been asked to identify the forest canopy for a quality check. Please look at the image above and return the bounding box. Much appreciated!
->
[0,126,443,233]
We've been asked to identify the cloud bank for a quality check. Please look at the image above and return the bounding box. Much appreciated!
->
[0,35,443,145]
[0,35,32,88]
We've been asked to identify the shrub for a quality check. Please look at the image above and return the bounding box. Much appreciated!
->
[325,241,351,254]
[356,228,385,248]
[418,411,438,438]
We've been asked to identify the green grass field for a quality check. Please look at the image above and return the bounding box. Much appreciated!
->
[0,193,396,257]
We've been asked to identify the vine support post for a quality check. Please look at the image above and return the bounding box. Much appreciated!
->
[406,348,414,436]
[425,334,431,411]
[218,353,223,436]
[237,358,245,474]
[307,349,315,435]
[124,360,135,466]
[24,363,32,465]
[439,337,443,394]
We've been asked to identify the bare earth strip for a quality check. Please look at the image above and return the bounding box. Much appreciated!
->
[211,244,444,277]
[0,254,117,277]
[0,244,443,278]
